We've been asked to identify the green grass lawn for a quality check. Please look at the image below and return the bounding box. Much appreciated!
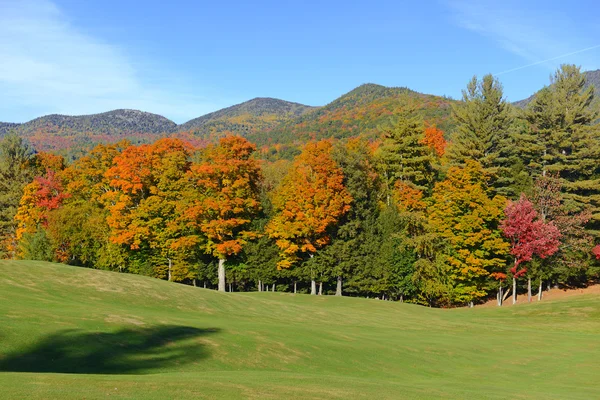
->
[1,260,599,399]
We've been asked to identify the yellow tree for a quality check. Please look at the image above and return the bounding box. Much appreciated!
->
[184,136,262,292]
[105,138,193,281]
[266,140,352,294]
[428,160,509,306]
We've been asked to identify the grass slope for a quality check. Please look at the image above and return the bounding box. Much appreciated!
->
[1,261,599,399]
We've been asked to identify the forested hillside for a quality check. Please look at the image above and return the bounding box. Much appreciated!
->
[251,84,455,148]
[179,97,316,139]
[1,65,600,308]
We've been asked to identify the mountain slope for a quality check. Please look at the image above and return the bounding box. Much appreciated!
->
[0,109,178,156]
[248,84,457,148]
[1,260,600,399]
[179,97,316,137]
[514,69,600,108]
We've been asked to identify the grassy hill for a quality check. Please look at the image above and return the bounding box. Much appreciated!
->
[1,261,599,399]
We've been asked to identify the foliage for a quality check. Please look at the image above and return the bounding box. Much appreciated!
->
[266,140,352,269]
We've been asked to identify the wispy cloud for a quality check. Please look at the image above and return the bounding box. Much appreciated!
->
[444,0,599,75]
[0,0,218,123]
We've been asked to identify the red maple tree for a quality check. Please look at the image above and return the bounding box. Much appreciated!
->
[500,194,561,303]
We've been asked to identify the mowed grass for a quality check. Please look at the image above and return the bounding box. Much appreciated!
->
[0,261,599,399]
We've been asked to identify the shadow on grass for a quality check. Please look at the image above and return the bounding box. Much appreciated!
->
[0,325,219,374]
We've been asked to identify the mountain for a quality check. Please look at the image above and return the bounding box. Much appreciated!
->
[3,109,177,135]
[247,83,457,149]
[0,110,178,157]
[0,85,456,157]
[513,69,600,108]
[179,97,316,137]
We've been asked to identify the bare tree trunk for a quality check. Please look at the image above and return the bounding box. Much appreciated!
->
[218,258,226,292]
[400,295,403,303]
[512,277,517,305]
[318,282,323,295]
[258,280,262,292]
[311,280,316,295]
[527,278,532,302]
[167,258,172,282]
[229,282,232,292]
[537,278,543,301]
[272,284,275,292]
[293,281,297,294]
[502,286,511,302]
[336,276,342,296]
[203,281,206,289]
[469,301,473,308]
[193,278,196,287]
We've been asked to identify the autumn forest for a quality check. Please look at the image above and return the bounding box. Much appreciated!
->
[1,64,599,308]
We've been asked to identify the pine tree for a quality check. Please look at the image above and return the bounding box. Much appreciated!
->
[447,74,514,195]
[376,113,436,197]
[0,133,35,257]
[521,65,600,234]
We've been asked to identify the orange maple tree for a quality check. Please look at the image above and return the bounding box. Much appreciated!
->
[184,135,262,291]
[421,123,447,157]
[105,138,193,280]
[266,140,353,271]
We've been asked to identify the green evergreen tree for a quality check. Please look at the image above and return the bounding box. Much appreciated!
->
[447,74,514,195]
[521,65,600,234]
[376,113,435,198]
[0,133,35,257]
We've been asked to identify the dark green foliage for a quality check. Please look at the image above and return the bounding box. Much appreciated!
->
[0,133,35,257]
[447,74,515,195]
[376,113,436,194]
[19,229,54,262]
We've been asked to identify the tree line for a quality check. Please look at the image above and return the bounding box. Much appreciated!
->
[1,64,599,307]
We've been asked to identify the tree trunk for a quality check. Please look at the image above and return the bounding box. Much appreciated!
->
[336,276,342,296]
[538,278,543,301]
[229,282,232,292]
[293,281,297,294]
[400,295,403,303]
[167,258,172,282]
[311,280,316,295]
[258,280,262,292]
[272,284,275,292]
[512,277,517,305]
[497,286,502,306]
[193,278,196,287]
[502,286,511,302]
[203,281,207,289]
[218,258,226,292]
[527,278,532,302]
[469,301,473,308]
[318,282,323,295]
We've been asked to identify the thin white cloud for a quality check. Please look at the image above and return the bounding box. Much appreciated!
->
[444,0,599,75]
[0,0,218,123]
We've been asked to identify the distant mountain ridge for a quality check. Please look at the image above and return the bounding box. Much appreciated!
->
[513,69,600,108]
[178,97,316,137]
[4,70,597,156]
[0,109,178,135]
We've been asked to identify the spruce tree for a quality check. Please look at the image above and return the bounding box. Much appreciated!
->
[0,133,35,257]
[521,65,600,234]
[376,113,435,198]
[447,74,514,195]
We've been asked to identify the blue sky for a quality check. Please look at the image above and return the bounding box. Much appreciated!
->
[1,0,599,124]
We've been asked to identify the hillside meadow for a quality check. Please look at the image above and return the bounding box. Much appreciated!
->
[1,260,599,399]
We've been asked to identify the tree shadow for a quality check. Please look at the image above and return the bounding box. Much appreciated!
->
[0,325,219,374]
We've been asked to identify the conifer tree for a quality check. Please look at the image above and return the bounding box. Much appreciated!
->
[447,74,514,195]
[376,113,436,198]
[0,133,35,257]
[521,65,600,234]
